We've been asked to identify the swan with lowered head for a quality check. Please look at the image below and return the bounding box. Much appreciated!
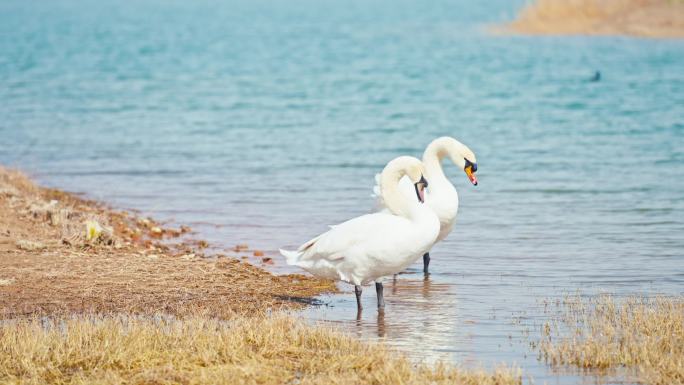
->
[373,137,478,273]
[280,156,440,310]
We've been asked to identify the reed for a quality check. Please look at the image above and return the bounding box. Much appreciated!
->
[0,314,521,385]
[538,295,684,385]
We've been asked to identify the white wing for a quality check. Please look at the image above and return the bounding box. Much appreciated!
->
[299,213,409,261]
[370,173,385,211]
[280,212,434,285]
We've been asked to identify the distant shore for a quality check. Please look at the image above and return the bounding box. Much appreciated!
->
[502,0,684,38]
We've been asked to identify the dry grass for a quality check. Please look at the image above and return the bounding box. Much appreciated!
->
[504,0,684,38]
[538,295,684,385]
[0,314,522,385]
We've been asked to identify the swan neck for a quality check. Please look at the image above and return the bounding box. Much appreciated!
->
[381,168,421,220]
[423,144,448,181]
[423,138,469,183]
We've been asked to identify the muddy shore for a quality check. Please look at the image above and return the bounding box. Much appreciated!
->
[0,166,336,319]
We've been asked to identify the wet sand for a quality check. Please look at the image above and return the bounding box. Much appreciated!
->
[503,0,684,38]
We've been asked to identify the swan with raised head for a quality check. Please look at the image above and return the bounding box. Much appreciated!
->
[280,156,440,310]
[373,137,478,273]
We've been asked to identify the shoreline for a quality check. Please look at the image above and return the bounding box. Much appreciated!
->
[1,165,680,384]
[0,165,523,385]
[501,0,684,38]
[0,165,337,319]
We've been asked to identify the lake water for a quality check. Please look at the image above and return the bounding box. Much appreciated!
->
[1,0,683,383]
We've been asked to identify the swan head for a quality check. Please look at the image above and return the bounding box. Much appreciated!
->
[414,175,428,203]
[428,136,478,186]
[383,156,429,204]
[400,157,429,203]
[463,157,478,186]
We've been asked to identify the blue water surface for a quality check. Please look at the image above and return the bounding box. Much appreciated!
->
[1,1,683,383]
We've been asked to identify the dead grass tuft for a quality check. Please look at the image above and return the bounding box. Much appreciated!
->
[505,0,684,38]
[538,295,684,385]
[0,314,522,385]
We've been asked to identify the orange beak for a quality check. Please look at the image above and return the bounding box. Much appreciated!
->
[465,166,478,186]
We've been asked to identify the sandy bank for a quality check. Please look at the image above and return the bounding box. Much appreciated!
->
[503,0,684,38]
[0,166,335,319]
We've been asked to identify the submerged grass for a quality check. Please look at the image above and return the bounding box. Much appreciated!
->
[0,314,521,385]
[538,295,684,385]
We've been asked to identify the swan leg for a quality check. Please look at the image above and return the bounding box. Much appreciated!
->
[375,282,385,309]
[354,285,363,311]
[423,252,430,274]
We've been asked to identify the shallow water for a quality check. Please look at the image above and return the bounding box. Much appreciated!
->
[1,0,683,383]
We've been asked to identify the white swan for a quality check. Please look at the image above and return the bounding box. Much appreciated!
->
[373,137,478,273]
[280,156,440,310]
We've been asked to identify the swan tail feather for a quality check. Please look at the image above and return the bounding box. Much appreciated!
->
[297,234,321,252]
[279,248,302,266]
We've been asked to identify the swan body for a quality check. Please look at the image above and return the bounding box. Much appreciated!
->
[281,156,440,308]
[373,137,478,271]
[281,212,436,285]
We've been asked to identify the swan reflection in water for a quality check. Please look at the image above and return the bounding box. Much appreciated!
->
[361,275,441,338]
[303,270,467,362]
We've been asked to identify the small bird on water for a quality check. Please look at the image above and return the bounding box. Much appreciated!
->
[590,71,601,82]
